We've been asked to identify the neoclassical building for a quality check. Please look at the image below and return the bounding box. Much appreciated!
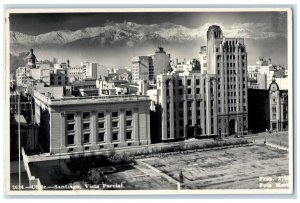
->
[33,91,151,154]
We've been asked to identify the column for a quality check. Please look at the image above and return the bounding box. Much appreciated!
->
[277,95,281,132]
[146,107,151,144]
[174,77,180,138]
[60,112,66,147]
[120,109,126,143]
[133,108,140,144]
[161,80,167,140]
[213,78,217,135]
[280,97,284,131]
[192,76,197,126]
[105,110,111,143]
[224,52,228,136]
[206,76,211,135]
[183,76,188,138]
[200,76,205,136]
[91,111,97,145]
[192,76,197,137]
[169,80,174,139]
[75,112,82,146]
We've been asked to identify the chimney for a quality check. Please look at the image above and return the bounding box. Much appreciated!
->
[30,49,33,54]
[67,59,70,68]
[268,58,271,64]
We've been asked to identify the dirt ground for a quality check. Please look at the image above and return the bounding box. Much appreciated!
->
[141,145,289,189]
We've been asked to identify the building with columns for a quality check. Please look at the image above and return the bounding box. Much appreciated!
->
[151,25,248,141]
[33,91,151,154]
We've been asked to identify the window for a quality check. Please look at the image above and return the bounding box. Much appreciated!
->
[126,111,132,116]
[188,102,192,108]
[126,120,132,126]
[67,114,74,120]
[187,88,191,94]
[197,110,200,116]
[179,89,183,95]
[112,132,118,141]
[67,124,74,131]
[176,79,182,86]
[112,111,118,118]
[188,111,192,116]
[179,111,183,117]
[98,132,104,142]
[196,88,200,94]
[98,122,104,129]
[98,112,104,118]
[179,120,184,126]
[112,121,118,128]
[83,123,90,130]
[196,79,200,85]
[67,135,75,145]
[84,133,90,143]
[179,102,183,108]
[126,131,132,140]
[83,112,90,119]
[187,79,191,86]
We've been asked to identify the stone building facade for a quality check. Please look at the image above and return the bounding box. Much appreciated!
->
[269,79,288,131]
[33,91,151,154]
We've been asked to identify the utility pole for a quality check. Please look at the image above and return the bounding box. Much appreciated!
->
[18,94,21,190]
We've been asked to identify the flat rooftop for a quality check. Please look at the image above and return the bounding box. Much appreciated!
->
[33,90,150,106]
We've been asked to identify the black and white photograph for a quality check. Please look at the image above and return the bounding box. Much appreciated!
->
[5,8,293,195]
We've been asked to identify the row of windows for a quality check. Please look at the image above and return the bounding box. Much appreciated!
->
[167,87,202,96]
[67,131,133,145]
[167,100,202,109]
[67,110,133,121]
[166,79,201,87]
[67,118,133,130]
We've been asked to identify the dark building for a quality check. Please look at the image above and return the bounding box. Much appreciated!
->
[248,89,270,133]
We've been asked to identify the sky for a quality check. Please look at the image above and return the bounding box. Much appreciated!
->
[9,11,288,68]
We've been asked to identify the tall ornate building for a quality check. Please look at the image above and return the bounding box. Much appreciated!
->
[206,25,248,137]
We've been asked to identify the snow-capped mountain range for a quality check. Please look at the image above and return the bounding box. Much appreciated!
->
[10,21,284,47]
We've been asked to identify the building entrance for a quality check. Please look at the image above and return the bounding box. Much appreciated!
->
[229,119,236,135]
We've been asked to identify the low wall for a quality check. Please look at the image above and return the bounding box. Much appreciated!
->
[22,148,43,190]
[29,138,252,162]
